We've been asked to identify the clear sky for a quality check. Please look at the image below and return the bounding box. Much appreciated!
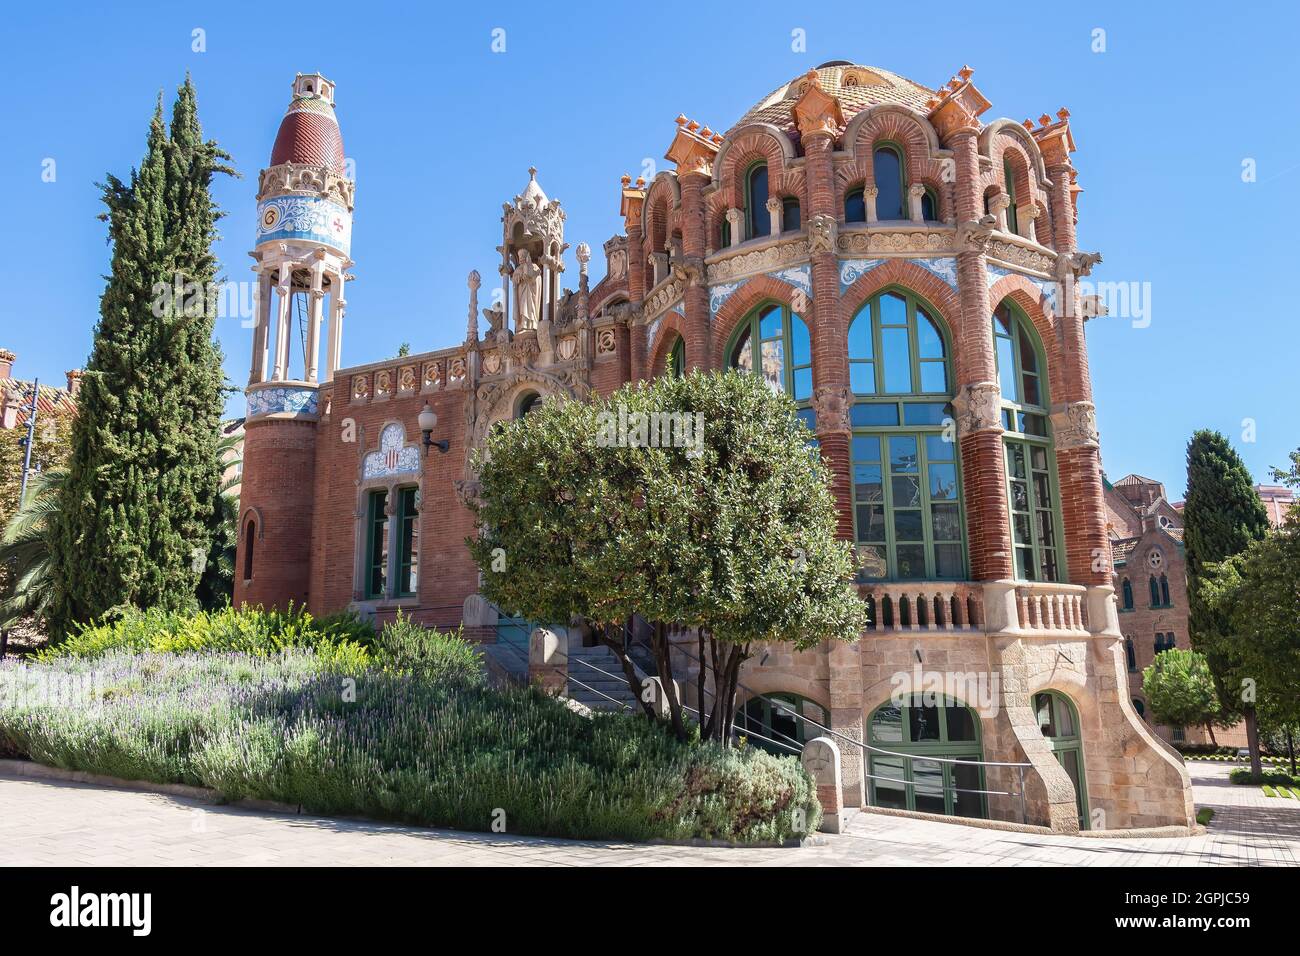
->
[2,0,1295,498]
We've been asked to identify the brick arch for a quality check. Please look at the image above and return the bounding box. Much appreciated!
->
[994,139,1036,215]
[715,128,791,222]
[849,107,949,188]
[987,273,1068,404]
[839,259,962,337]
[711,274,806,360]
[645,190,671,256]
[647,312,687,376]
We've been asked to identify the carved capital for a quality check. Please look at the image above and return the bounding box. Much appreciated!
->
[1050,401,1099,449]
[957,215,998,253]
[811,384,852,432]
[951,381,1002,436]
[808,214,837,255]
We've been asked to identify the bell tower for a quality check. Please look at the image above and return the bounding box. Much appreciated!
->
[236,72,353,609]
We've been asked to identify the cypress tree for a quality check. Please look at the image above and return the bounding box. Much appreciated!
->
[1183,429,1270,771]
[48,77,232,635]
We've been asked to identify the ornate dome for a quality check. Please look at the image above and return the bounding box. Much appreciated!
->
[728,62,934,136]
[270,74,345,171]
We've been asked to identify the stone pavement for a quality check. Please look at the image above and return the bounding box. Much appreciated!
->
[0,762,1295,866]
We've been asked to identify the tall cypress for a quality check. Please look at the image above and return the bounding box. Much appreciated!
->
[1183,429,1270,770]
[49,77,232,635]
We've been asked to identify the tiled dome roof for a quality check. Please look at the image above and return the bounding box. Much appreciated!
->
[270,93,345,170]
[729,62,934,136]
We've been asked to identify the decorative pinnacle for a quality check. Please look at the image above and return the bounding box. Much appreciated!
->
[958,65,973,81]
[621,173,631,188]
[675,114,687,126]
[1057,107,1070,121]
[1023,118,1034,129]
[468,269,481,289]
[1039,113,1052,126]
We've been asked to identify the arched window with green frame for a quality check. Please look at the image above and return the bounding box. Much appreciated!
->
[868,694,986,819]
[1033,690,1089,829]
[739,692,826,756]
[668,336,686,378]
[726,302,812,405]
[994,300,1064,582]
[746,161,770,239]
[848,289,963,581]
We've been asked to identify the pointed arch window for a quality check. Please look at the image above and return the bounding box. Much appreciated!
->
[1149,575,1161,607]
[847,290,963,581]
[1125,637,1136,672]
[921,186,939,222]
[242,519,256,582]
[873,144,905,220]
[746,162,770,239]
[1121,577,1134,610]
[1160,574,1171,606]
[669,337,686,378]
[995,301,1063,582]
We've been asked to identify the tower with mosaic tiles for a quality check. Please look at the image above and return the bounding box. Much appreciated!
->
[236,72,353,609]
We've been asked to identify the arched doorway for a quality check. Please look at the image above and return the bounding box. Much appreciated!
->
[867,695,986,819]
[1033,690,1090,829]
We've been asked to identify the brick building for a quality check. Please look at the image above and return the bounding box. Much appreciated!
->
[236,65,1196,832]
[1107,474,1293,749]
[0,349,79,431]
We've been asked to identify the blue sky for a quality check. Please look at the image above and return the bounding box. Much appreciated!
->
[2,1,1295,498]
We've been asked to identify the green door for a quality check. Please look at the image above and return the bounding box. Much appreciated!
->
[1033,691,1090,829]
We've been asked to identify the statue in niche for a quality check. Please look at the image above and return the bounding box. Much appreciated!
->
[513,250,542,331]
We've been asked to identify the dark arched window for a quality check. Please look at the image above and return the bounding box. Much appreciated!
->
[1149,575,1161,607]
[516,391,542,418]
[1133,697,1146,718]
[243,519,255,581]
[845,187,866,224]
[873,144,905,220]
[1125,637,1136,673]
[921,186,939,222]
[1160,574,1170,606]
[1003,157,1019,234]
[746,162,770,239]
[782,196,801,232]
[868,694,985,819]
[669,337,685,378]
[740,693,826,755]
[1121,578,1134,610]
[1033,691,1089,828]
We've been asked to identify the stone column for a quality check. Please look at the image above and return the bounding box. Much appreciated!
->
[766,196,783,236]
[625,219,647,380]
[828,638,866,807]
[678,171,712,371]
[863,185,879,223]
[305,270,325,384]
[989,192,1011,233]
[327,287,346,381]
[529,626,567,694]
[726,208,744,248]
[250,271,272,385]
[908,183,926,222]
[801,737,845,833]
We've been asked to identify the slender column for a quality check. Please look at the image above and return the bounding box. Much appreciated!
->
[766,196,783,236]
[250,271,272,384]
[305,268,325,384]
[272,264,293,381]
[908,183,926,222]
[863,186,879,223]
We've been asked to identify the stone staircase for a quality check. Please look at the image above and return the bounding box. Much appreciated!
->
[566,644,640,711]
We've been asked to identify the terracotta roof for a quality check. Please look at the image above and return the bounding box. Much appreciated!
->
[270,94,345,170]
[1110,537,1140,565]
[1,379,76,428]
[728,62,935,137]
[1114,473,1161,487]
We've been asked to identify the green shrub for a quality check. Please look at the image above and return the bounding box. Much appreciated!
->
[373,613,484,687]
[1229,767,1300,787]
[0,650,817,844]
[39,605,374,664]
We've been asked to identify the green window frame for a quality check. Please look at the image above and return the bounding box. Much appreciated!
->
[1033,690,1089,829]
[740,693,826,755]
[868,695,986,819]
[848,289,964,581]
[669,337,686,378]
[396,486,419,597]
[872,142,906,221]
[994,301,1065,583]
[1004,157,1019,235]
[726,301,813,405]
[365,489,389,599]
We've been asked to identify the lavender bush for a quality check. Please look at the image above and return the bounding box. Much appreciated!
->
[0,649,819,843]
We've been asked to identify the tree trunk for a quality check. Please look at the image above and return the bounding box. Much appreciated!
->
[1287,727,1296,777]
[1244,705,1263,777]
[597,622,654,719]
[1206,721,1218,747]
[696,628,706,730]
[652,621,687,741]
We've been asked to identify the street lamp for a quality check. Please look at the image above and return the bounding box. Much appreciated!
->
[419,402,449,455]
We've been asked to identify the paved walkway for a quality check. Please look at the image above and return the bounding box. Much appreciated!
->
[1,762,1295,866]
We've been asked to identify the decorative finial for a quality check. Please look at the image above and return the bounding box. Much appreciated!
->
[621,173,631,187]
[468,269,481,289]
[1057,107,1070,121]
[528,166,537,179]
[576,242,591,276]
[675,114,687,126]
[1039,113,1051,127]
[958,65,973,81]
[1023,118,1034,129]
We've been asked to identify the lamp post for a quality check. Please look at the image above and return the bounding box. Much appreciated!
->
[418,403,449,455]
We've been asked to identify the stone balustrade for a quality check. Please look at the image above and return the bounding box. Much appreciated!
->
[860,582,984,633]
[1012,581,1088,633]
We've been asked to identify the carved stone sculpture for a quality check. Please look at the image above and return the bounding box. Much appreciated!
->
[514,250,542,331]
